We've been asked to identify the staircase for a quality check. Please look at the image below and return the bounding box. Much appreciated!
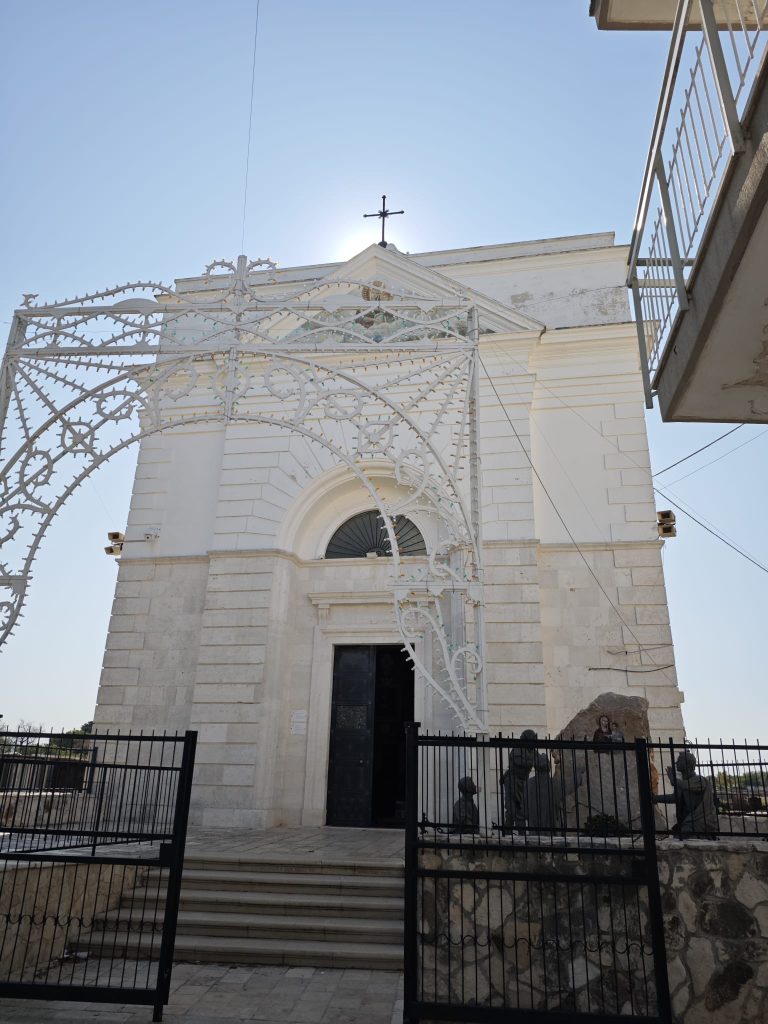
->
[78,849,405,970]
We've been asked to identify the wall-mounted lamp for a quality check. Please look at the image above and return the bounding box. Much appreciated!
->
[657,510,677,538]
[104,530,124,557]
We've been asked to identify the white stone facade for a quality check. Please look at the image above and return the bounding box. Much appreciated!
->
[93,233,685,827]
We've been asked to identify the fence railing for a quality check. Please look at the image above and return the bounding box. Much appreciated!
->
[404,727,675,1022]
[412,730,768,847]
[405,727,767,1023]
[628,0,768,406]
[0,730,196,1021]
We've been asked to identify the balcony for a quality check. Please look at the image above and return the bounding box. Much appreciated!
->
[592,0,761,30]
[616,1,768,421]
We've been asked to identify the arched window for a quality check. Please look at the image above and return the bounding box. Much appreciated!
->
[325,510,426,559]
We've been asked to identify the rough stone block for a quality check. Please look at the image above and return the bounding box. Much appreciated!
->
[196,645,265,665]
[486,641,543,664]
[112,596,152,616]
[611,522,657,542]
[191,684,259,703]
[193,665,263,685]
[624,502,657,522]
[612,546,661,568]
[100,667,139,686]
[608,485,653,505]
[635,605,670,625]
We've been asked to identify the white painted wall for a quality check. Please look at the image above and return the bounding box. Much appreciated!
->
[94,233,685,827]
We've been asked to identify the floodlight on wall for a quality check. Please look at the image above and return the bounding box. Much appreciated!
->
[657,510,677,538]
[104,530,125,557]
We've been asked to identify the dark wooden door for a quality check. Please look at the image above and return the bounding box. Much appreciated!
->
[372,645,414,827]
[326,646,376,826]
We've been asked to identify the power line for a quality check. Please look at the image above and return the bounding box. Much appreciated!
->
[240,0,262,255]
[477,352,675,681]
[664,427,768,486]
[658,480,755,555]
[484,338,768,581]
[652,424,743,477]
[653,486,768,576]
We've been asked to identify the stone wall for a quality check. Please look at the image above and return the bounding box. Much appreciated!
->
[660,840,768,1022]
[0,858,145,981]
[418,839,768,1023]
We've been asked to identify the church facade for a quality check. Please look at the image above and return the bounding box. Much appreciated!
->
[92,232,685,829]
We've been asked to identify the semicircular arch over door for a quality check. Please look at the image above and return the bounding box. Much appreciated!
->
[325,510,427,559]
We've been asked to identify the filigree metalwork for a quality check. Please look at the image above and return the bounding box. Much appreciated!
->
[0,255,488,730]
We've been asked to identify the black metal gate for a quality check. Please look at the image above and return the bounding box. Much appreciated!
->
[0,729,196,1021]
[404,724,672,1023]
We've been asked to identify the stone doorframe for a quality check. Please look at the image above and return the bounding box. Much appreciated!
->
[301,591,428,826]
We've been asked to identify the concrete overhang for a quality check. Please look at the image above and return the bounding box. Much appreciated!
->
[653,59,768,422]
[590,0,753,30]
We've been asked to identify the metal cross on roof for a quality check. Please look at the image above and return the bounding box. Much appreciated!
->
[364,194,404,248]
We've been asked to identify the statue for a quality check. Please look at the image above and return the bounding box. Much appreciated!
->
[502,730,538,830]
[452,776,480,834]
[524,752,561,830]
[655,750,718,838]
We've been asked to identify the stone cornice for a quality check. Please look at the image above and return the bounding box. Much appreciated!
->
[118,553,209,565]
[308,591,392,607]
[442,244,629,277]
[538,322,637,347]
[538,540,663,551]
[174,234,622,290]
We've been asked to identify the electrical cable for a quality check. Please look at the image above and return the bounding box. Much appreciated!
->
[656,478,757,555]
[653,486,768,575]
[664,427,768,486]
[652,424,743,476]
[477,351,676,682]
[485,337,768,581]
[240,0,262,255]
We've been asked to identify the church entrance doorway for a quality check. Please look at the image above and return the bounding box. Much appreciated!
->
[326,644,414,828]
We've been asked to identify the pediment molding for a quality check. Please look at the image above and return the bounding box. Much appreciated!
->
[302,244,545,336]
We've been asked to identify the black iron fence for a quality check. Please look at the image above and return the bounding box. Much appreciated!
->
[409,730,768,850]
[0,730,196,1022]
[405,727,768,1023]
[652,738,768,839]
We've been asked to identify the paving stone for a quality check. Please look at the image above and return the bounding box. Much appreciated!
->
[0,962,404,1024]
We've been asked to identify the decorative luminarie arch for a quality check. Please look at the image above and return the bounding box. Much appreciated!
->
[0,254,488,731]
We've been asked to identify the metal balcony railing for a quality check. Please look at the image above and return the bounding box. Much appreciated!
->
[628,0,768,407]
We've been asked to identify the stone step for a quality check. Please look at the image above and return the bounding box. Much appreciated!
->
[125,887,403,919]
[182,854,403,878]
[172,868,404,898]
[100,909,404,944]
[85,846,407,971]
[74,931,404,970]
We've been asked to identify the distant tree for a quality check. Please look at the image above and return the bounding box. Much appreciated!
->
[15,720,46,746]
[54,722,93,755]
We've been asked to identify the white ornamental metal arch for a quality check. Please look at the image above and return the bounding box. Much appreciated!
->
[0,255,487,731]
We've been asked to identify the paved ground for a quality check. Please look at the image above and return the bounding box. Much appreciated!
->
[0,962,405,1023]
[182,826,405,863]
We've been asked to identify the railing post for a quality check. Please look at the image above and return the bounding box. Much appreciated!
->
[91,751,108,857]
[654,152,690,313]
[631,277,655,409]
[635,738,673,1023]
[153,730,197,1023]
[699,0,746,153]
[403,721,420,1024]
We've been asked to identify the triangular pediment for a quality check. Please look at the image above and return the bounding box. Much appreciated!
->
[301,244,544,336]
